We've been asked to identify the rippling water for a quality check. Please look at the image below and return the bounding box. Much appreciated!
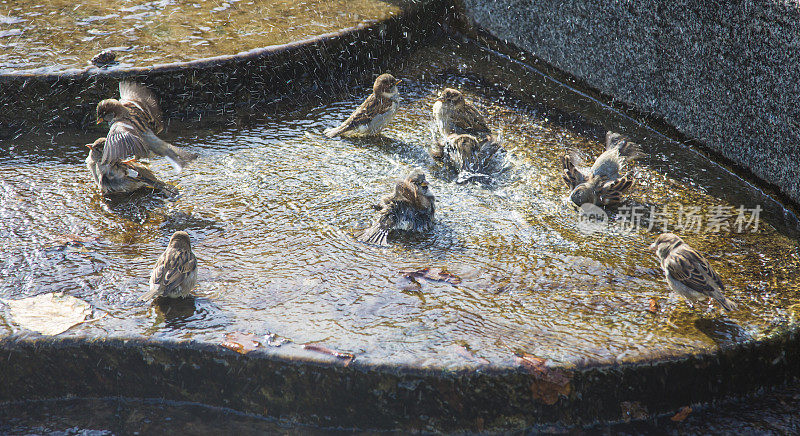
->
[0,0,402,73]
[1,39,799,368]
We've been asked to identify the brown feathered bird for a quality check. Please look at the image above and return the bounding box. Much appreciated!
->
[85,138,177,196]
[432,88,492,142]
[140,231,198,301]
[324,73,401,138]
[357,171,436,246]
[432,133,506,184]
[96,81,197,171]
[649,233,737,311]
[562,132,643,207]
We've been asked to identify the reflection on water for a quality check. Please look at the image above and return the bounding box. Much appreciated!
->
[0,0,403,73]
[1,38,799,368]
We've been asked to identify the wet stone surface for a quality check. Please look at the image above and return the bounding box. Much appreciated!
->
[2,382,800,434]
[0,0,407,73]
[1,36,800,370]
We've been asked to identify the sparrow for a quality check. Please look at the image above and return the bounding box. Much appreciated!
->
[85,138,178,196]
[324,73,401,138]
[140,231,198,301]
[358,170,435,246]
[96,81,197,171]
[562,131,643,207]
[433,132,506,184]
[432,88,493,148]
[649,233,737,311]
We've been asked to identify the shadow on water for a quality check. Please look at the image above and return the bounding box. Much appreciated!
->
[694,317,752,347]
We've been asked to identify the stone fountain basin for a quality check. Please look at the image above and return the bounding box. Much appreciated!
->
[1,0,800,432]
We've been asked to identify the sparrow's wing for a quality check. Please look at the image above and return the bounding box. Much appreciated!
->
[119,81,163,133]
[325,94,394,137]
[102,121,149,164]
[665,247,725,298]
[597,174,634,206]
[143,248,197,299]
[121,161,178,195]
[561,154,586,189]
[347,94,394,128]
[357,210,395,247]
[452,103,491,136]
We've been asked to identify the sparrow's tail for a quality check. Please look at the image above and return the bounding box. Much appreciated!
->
[455,171,492,185]
[324,123,349,138]
[715,294,738,312]
[153,180,179,196]
[606,131,644,161]
[138,286,162,302]
[357,224,390,247]
[143,132,198,171]
[124,162,180,196]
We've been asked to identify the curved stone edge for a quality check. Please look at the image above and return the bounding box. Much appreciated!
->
[455,0,800,209]
[0,0,450,137]
[1,329,798,432]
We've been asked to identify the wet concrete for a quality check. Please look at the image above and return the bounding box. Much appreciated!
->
[0,330,799,432]
[3,382,800,434]
[456,0,800,209]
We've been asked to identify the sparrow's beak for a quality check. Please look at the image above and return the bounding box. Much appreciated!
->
[84,143,94,150]
[96,118,103,125]
[648,242,657,252]
[420,181,428,188]
[395,79,402,86]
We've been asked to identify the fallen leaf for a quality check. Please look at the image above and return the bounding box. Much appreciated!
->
[671,406,692,422]
[514,352,572,405]
[399,267,462,286]
[647,298,660,314]
[303,343,355,366]
[0,292,95,336]
[221,332,262,354]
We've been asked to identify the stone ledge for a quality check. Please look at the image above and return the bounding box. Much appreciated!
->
[1,330,798,431]
[458,0,800,207]
[0,0,449,137]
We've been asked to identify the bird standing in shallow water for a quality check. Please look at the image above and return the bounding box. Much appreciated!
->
[140,231,198,301]
[324,73,401,138]
[432,87,492,143]
[85,138,177,196]
[96,81,197,171]
[358,171,436,246]
[562,131,643,207]
[437,133,506,184]
[431,88,504,182]
[649,233,737,312]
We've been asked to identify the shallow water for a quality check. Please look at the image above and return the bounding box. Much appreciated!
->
[0,0,403,73]
[1,38,800,368]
